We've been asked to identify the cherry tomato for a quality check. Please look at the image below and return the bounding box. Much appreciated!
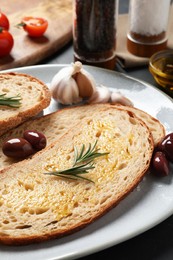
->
[0,12,9,30]
[0,28,14,57]
[21,16,48,37]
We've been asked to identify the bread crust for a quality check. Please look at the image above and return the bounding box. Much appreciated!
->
[112,103,165,146]
[0,72,51,136]
[0,106,154,245]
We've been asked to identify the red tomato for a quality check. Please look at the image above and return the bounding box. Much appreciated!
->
[21,17,48,37]
[0,28,14,57]
[0,12,9,30]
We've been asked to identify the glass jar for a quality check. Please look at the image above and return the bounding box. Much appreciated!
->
[127,0,171,57]
[73,0,118,70]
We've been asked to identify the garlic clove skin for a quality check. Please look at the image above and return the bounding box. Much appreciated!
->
[50,66,82,105]
[56,77,82,105]
[73,69,97,98]
[88,85,111,104]
[50,62,97,105]
[110,91,134,107]
[50,66,73,92]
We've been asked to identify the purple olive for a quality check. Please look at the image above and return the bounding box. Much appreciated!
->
[2,137,34,159]
[23,130,46,151]
[151,151,170,177]
[165,139,173,162]
[157,132,173,152]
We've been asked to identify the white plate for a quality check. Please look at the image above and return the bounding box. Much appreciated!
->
[1,64,173,260]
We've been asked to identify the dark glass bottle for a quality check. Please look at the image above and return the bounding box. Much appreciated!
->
[73,0,118,70]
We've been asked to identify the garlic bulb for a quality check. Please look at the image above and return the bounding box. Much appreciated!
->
[50,62,96,105]
[88,85,111,104]
[110,91,134,107]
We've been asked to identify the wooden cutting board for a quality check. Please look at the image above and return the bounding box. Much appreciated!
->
[0,0,73,70]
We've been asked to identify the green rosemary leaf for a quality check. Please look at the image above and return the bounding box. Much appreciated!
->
[0,93,22,108]
[44,141,109,183]
[78,143,85,160]
[45,172,95,183]
[74,140,108,164]
[45,161,94,175]
[44,161,95,183]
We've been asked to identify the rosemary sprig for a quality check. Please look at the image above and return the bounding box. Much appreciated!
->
[74,140,106,165]
[44,140,109,183]
[0,93,22,108]
[45,160,95,183]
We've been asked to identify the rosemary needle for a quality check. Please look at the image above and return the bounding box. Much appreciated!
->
[45,160,95,183]
[44,140,109,183]
[74,140,106,165]
[0,93,22,108]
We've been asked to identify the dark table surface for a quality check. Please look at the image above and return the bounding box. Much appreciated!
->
[38,1,173,260]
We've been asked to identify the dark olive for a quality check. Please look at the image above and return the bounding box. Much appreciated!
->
[2,137,34,159]
[23,130,46,151]
[165,139,173,162]
[157,132,173,152]
[151,151,170,177]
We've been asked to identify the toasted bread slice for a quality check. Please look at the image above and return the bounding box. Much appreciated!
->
[0,103,164,171]
[0,106,154,245]
[112,104,165,146]
[0,72,51,136]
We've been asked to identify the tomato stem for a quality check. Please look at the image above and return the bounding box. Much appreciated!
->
[16,22,26,29]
